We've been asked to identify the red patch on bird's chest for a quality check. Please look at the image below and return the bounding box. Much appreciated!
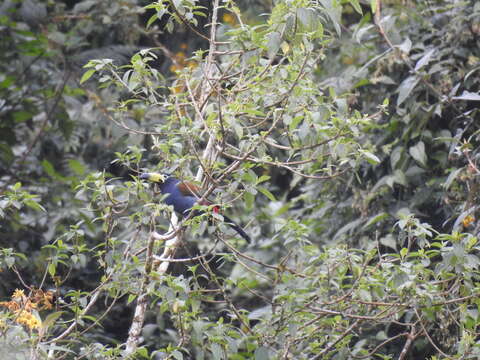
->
[212,205,220,213]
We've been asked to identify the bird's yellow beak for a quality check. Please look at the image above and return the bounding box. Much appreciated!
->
[139,172,166,183]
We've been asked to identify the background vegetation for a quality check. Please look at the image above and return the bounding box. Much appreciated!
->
[1,0,480,359]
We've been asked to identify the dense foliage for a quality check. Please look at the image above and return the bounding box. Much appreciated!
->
[1,0,480,359]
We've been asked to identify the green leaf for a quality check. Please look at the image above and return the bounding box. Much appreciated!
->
[0,75,15,89]
[349,0,363,14]
[258,187,276,201]
[42,311,64,329]
[397,38,412,54]
[266,31,281,59]
[68,159,86,176]
[245,192,254,210]
[171,350,183,360]
[0,143,14,166]
[297,8,318,31]
[13,110,32,123]
[136,347,149,359]
[452,91,480,101]
[380,234,397,250]
[409,141,427,167]
[5,256,15,267]
[289,115,303,131]
[211,343,222,360]
[443,168,462,190]
[42,159,58,178]
[127,294,137,305]
[397,75,419,106]
[80,69,95,84]
[25,200,46,213]
[319,1,342,35]
[360,150,380,165]
[363,212,389,229]
[166,18,174,33]
[146,13,158,29]
[258,175,270,183]
[414,49,436,71]
[48,262,56,277]
[392,169,407,186]
[254,346,269,360]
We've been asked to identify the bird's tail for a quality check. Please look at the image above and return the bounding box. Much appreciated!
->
[222,215,251,243]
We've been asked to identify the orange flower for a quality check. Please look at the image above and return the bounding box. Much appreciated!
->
[0,288,54,331]
[15,310,41,330]
[12,289,25,298]
[463,215,475,227]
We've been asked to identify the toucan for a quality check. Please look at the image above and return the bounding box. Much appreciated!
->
[140,173,251,243]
